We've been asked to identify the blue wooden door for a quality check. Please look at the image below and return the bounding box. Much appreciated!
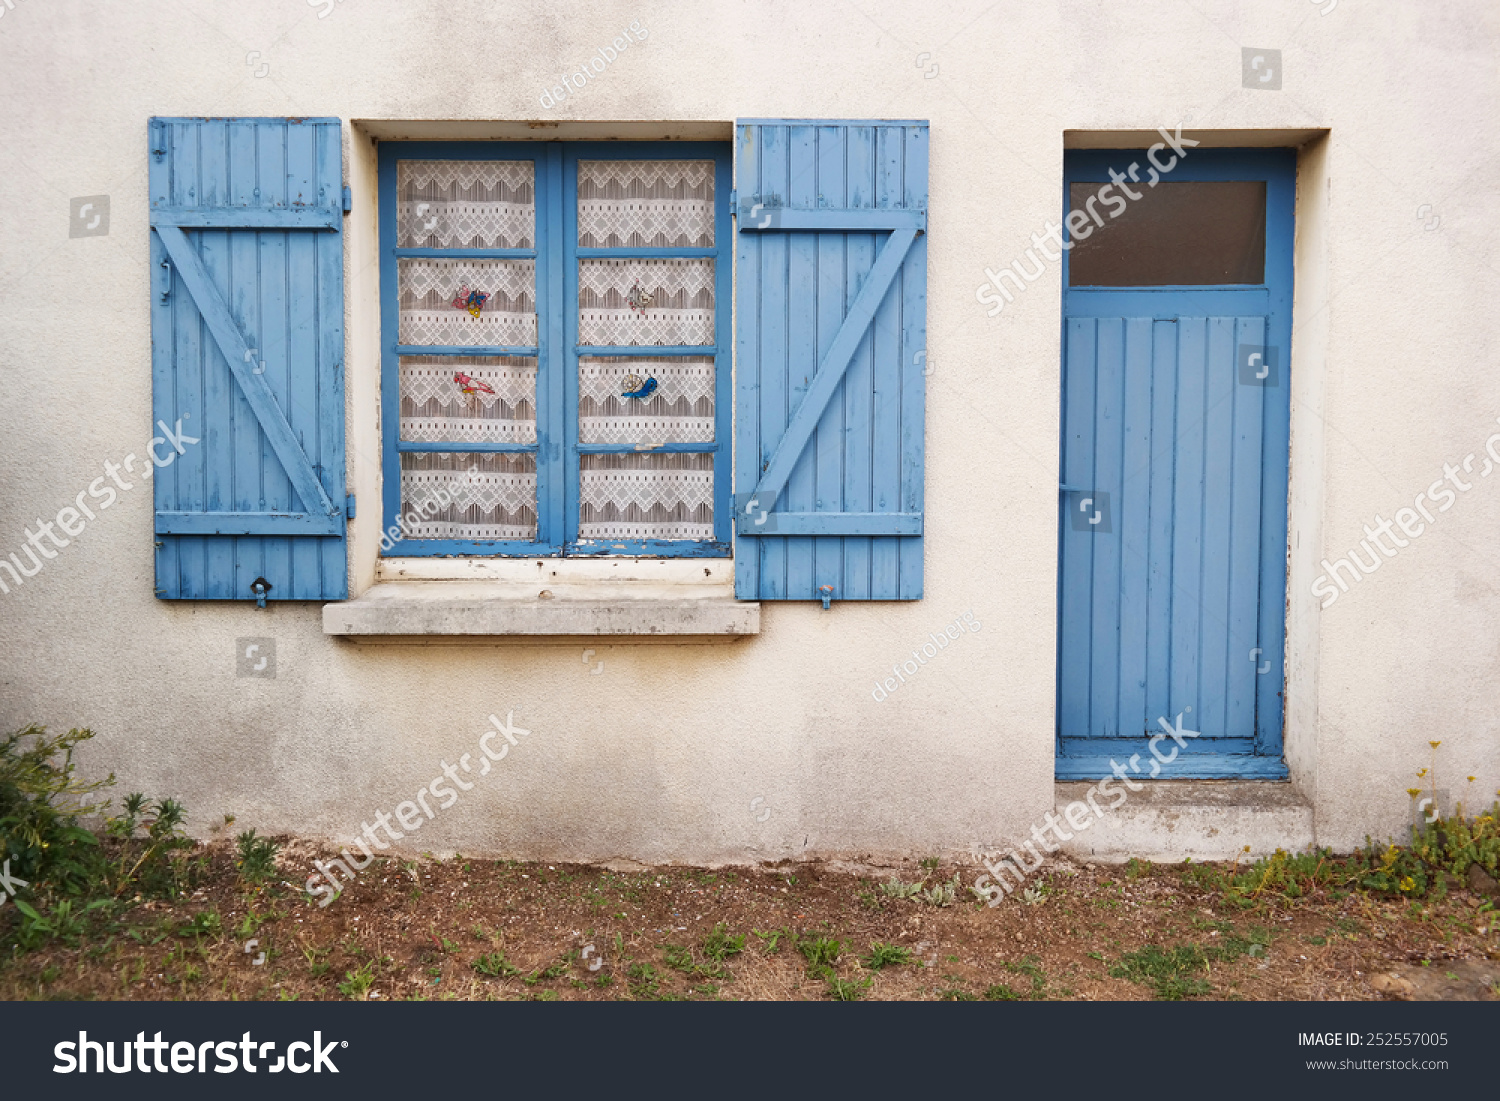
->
[1056,149,1294,779]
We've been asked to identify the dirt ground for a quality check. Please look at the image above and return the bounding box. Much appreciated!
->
[3,841,1497,1002]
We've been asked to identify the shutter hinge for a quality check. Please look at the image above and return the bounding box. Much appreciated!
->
[342,185,352,214]
[728,188,736,217]
[818,584,834,610]
[345,493,357,519]
[249,577,273,609]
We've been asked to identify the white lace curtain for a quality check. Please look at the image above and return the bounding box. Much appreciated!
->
[399,452,537,540]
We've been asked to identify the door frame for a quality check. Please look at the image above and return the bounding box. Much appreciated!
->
[1055,147,1296,781]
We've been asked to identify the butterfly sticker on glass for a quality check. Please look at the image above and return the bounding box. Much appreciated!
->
[627,280,653,315]
[451,286,490,317]
[620,373,658,399]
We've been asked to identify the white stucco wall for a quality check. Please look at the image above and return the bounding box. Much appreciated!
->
[0,0,1495,866]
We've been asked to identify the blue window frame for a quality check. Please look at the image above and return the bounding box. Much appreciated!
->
[377,140,733,558]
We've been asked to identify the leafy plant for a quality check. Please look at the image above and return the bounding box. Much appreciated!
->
[1110,945,1214,1000]
[472,951,520,978]
[797,935,844,979]
[337,960,375,999]
[860,942,913,970]
[0,724,112,896]
[879,877,925,901]
[701,923,746,963]
[234,830,281,885]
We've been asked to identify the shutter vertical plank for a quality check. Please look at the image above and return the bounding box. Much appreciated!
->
[314,121,347,599]
[257,121,294,595]
[896,124,927,599]
[734,126,764,602]
[840,125,877,599]
[201,121,239,597]
[783,124,819,599]
[756,125,789,599]
[1143,320,1179,731]
[813,125,848,599]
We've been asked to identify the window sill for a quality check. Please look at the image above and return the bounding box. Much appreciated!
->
[323,578,758,640]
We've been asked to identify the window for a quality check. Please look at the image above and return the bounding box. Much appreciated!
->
[377,141,733,558]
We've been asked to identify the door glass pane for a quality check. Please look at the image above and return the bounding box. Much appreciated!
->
[578,160,714,247]
[397,160,534,249]
[579,452,714,541]
[399,452,537,541]
[1067,180,1266,286]
[399,355,536,445]
[578,355,714,444]
[398,257,536,346]
[578,257,715,346]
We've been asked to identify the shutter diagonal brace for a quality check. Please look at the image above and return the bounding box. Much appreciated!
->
[747,225,918,512]
[154,224,339,521]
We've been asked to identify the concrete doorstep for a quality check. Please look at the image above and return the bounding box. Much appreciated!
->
[1055,781,1315,863]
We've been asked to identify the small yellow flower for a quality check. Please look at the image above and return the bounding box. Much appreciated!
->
[1407,788,1423,798]
[1429,740,1441,749]
[1468,776,1477,783]
[1399,876,1416,892]
[1417,769,1428,778]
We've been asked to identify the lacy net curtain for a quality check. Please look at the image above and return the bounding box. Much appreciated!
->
[396,160,538,540]
[577,160,717,541]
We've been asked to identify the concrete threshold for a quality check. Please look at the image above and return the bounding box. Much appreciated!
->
[1055,780,1314,863]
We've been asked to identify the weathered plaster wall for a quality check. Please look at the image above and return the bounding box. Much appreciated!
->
[0,0,1495,866]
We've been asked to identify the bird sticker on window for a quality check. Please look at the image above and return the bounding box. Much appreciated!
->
[620,373,658,399]
[627,280,653,315]
[451,286,489,317]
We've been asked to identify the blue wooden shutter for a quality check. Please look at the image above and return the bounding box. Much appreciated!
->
[734,120,927,601]
[149,117,348,601]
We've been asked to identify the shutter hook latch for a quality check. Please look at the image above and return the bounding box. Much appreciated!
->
[817,584,834,611]
[249,577,272,609]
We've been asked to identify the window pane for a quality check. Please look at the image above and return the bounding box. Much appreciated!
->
[578,159,714,247]
[1067,180,1266,286]
[578,355,714,444]
[397,160,534,249]
[579,452,714,541]
[578,258,715,346]
[398,257,536,346]
[399,452,536,541]
[399,355,536,445]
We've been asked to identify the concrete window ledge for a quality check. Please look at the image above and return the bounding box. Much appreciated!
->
[323,580,759,640]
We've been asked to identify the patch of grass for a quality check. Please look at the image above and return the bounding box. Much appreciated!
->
[827,975,871,1001]
[752,927,788,954]
[1110,945,1215,1000]
[472,951,520,978]
[999,954,1048,998]
[860,942,913,970]
[983,983,1024,1000]
[626,961,660,999]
